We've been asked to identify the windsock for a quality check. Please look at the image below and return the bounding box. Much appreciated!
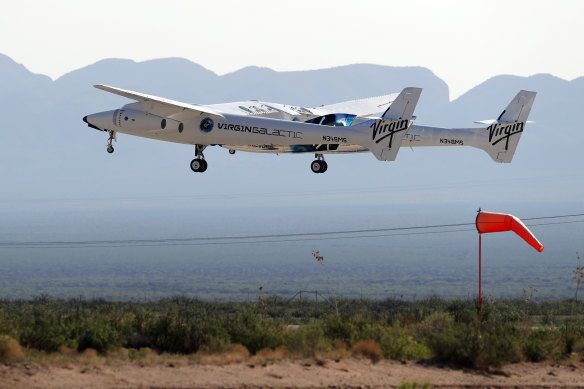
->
[475,211,543,252]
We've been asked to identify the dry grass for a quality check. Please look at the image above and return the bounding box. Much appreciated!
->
[351,340,382,363]
[197,344,250,365]
[325,340,351,360]
[0,335,24,362]
[82,348,99,357]
[250,345,288,365]
[58,346,77,356]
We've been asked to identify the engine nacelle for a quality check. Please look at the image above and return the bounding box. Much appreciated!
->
[114,109,183,133]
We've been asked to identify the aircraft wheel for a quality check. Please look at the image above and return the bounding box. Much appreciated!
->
[320,161,328,173]
[107,145,114,154]
[190,158,207,173]
[311,160,323,174]
[229,149,236,155]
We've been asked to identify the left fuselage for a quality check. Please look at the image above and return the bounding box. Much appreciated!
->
[85,108,373,149]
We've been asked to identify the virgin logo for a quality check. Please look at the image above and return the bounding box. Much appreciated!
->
[487,122,524,150]
[370,119,409,146]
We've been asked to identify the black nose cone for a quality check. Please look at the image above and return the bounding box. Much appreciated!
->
[83,116,88,123]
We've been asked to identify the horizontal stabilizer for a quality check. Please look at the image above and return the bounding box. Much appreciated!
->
[475,119,534,125]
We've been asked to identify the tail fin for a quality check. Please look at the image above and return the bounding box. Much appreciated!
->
[479,90,537,163]
[369,87,422,161]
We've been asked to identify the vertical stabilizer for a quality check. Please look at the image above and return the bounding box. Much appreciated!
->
[370,87,422,161]
[480,90,537,163]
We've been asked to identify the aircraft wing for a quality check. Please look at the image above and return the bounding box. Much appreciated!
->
[315,93,398,117]
[94,85,225,119]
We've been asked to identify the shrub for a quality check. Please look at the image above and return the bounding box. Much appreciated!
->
[474,323,521,369]
[227,310,285,354]
[77,322,121,353]
[324,315,361,345]
[198,335,232,354]
[145,314,207,353]
[377,327,430,360]
[352,339,382,363]
[20,316,70,352]
[284,324,331,357]
[426,321,521,369]
[523,328,563,362]
[355,321,429,360]
[0,335,24,362]
[425,323,478,367]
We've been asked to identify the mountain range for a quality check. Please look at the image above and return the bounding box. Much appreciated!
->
[1,53,583,300]
[1,53,582,210]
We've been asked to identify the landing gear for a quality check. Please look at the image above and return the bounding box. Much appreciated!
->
[229,149,236,155]
[190,144,208,173]
[190,158,208,172]
[310,154,328,173]
[106,130,116,154]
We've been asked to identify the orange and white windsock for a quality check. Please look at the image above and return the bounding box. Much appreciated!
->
[475,211,544,252]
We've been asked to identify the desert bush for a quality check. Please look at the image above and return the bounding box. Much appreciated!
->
[473,323,522,369]
[351,339,382,363]
[377,326,430,360]
[523,330,549,362]
[0,296,582,368]
[77,321,121,353]
[145,314,204,353]
[20,315,71,352]
[198,333,232,354]
[197,343,250,364]
[422,311,454,330]
[284,324,331,357]
[426,321,522,369]
[0,335,24,362]
[324,315,362,345]
[356,321,428,360]
[227,309,285,354]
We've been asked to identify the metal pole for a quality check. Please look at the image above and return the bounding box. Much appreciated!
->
[479,233,483,309]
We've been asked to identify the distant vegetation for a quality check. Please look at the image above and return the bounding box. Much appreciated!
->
[1,296,583,369]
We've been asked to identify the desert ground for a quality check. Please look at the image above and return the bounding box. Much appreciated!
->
[1,358,583,389]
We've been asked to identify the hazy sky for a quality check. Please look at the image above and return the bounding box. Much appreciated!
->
[2,0,583,99]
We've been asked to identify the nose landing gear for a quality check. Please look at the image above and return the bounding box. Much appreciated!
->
[190,144,208,173]
[311,154,328,173]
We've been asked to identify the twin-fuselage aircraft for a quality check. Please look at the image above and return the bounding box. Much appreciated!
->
[83,85,536,173]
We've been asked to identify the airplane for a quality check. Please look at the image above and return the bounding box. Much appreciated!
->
[83,85,536,173]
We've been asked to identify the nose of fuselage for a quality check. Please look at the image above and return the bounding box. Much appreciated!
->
[83,110,116,131]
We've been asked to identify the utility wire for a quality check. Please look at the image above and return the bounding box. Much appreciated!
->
[1,213,583,249]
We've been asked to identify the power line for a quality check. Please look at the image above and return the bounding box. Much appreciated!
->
[1,212,583,249]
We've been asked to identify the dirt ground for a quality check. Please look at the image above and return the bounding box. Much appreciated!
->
[1,358,583,389]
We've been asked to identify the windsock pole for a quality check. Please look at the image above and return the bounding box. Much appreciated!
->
[478,232,482,309]
[474,209,544,314]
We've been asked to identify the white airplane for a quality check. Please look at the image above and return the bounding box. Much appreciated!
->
[83,85,536,173]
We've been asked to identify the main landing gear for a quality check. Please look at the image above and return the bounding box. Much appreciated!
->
[190,144,208,173]
[106,130,116,154]
[311,154,328,173]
